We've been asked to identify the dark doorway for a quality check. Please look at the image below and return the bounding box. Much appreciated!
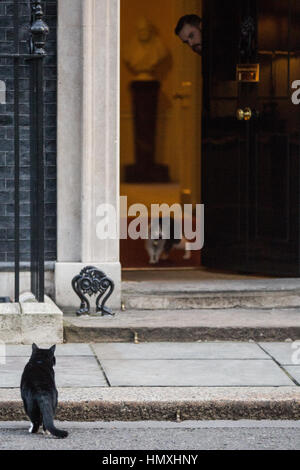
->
[202,0,300,276]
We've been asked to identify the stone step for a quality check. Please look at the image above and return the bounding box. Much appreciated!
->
[121,279,300,310]
[63,307,300,343]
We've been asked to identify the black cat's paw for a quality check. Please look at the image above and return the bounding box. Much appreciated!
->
[28,423,39,434]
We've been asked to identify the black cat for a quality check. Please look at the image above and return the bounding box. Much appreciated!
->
[20,343,68,438]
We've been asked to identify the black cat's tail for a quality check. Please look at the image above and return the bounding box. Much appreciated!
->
[37,395,68,439]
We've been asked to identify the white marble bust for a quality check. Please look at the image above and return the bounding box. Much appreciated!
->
[123,17,168,80]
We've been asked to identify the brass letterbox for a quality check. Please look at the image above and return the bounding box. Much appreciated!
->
[236,64,260,82]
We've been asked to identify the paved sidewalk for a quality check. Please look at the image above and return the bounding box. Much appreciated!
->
[0,342,300,420]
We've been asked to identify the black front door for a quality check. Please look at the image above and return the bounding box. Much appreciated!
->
[202,0,300,276]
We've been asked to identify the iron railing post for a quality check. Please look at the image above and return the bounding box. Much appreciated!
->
[29,0,49,302]
[13,0,20,302]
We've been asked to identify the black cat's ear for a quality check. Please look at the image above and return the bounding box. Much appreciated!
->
[49,345,56,354]
[32,343,38,351]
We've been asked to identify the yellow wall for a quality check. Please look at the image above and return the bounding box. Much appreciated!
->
[120,0,202,203]
[121,0,176,182]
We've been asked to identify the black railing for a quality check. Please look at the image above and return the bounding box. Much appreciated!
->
[0,0,48,302]
[29,0,49,302]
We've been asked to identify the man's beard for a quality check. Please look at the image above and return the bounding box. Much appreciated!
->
[192,44,202,55]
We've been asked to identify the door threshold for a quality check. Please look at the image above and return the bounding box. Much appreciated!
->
[122,266,201,272]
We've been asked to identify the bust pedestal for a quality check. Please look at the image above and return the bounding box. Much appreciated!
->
[125,80,169,183]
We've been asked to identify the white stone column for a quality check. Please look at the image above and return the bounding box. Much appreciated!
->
[55,0,121,309]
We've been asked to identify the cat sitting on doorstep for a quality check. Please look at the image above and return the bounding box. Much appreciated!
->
[20,343,68,439]
[145,217,191,264]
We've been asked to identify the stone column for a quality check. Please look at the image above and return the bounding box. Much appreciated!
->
[55,0,121,309]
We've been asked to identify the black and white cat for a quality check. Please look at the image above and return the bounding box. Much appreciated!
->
[20,343,68,439]
[145,217,191,264]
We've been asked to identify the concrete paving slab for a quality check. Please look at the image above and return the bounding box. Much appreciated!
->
[92,342,270,360]
[3,344,94,357]
[259,342,300,365]
[283,366,300,384]
[100,359,294,387]
[54,357,107,388]
[0,356,107,388]
[0,357,27,387]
